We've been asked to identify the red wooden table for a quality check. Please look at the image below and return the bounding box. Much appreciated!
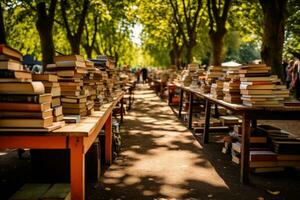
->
[0,92,124,200]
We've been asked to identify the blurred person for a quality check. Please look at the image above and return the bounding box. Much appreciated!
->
[286,60,294,89]
[136,68,141,83]
[291,60,300,99]
[141,67,148,84]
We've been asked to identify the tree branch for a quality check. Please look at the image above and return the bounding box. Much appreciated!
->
[221,0,231,21]
[211,0,220,21]
[60,0,72,37]
[48,0,57,27]
[76,0,89,38]
[207,0,214,31]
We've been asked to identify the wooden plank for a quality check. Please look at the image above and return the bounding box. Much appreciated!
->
[178,88,184,118]
[9,183,51,200]
[40,183,70,200]
[0,136,67,149]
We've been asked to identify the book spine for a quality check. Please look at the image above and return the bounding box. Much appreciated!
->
[0,95,38,103]
[0,70,15,78]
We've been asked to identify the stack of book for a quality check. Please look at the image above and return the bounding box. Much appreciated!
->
[205,66,223,84]
[211,80,224,99]
[223,78,241,104]
[239,64,289,107]
[32,74,63,122]
[223,65,240,80]
[0,45,57,130]
[83,60,96,115]
[50,55,88,117]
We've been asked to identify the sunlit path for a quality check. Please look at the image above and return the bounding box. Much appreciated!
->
[88,85,232,199]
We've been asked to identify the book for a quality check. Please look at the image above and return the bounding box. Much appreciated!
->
[0,94,51,104]
[52,97,61,107]
[43,82,60,87]
[240,89,273,95]
[0,102,51,112]
[0,82,45,94]
[60,85,81,91]
[0,116,53,128]
[63,115,80,123]
[61,96,87,103]
[240,84,275,90]
[284,101,300,106]
[250,151,277,162]
[57,71,85,78]
[252,167,284,173]
[32,74,58,82]
[55,61,86,68]
[240,77,272,82]
[0,109,53,119]
[53,115,64,122]
[0,70,32,80]
[0,44,23,61]
[53,106,63,116]
[45,86,61,97]
[62,102,86,109]
[0,60,23,71]
[54,55,84,63]
[60,90,80,96]
[250,161,278,168]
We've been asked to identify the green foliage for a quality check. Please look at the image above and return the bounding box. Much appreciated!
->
[1,0,299,67]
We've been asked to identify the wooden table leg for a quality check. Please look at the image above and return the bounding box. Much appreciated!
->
[120,97,124,123]
[128,89,132,111]
[214,104,219,118]
[188,92,193,129]
[178,88,184,118]
[105,113,113,165]
[203,100,211,144]
[251,119,257,128]
[241,114,251,184]
[70,137,85,200]
[168,86,172,106]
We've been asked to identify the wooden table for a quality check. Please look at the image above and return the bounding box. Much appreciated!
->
[172,84,300,184]
[0,92,124,200]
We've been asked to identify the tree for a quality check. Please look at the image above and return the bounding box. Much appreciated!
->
[207,0,231,66]
[60,0,89,54]
[36,0,57,67]
[82,14,98,58]
[169,0,203,64]
[0,2,6,44]
[259,0,288,79]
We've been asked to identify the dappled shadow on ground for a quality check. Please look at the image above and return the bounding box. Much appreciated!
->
[87,84,300,200]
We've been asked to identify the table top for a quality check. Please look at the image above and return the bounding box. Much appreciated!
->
[174,83,300,112]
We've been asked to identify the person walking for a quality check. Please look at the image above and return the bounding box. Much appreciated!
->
[291,60,300,99]
[136,68,141,83]
[286,60,294,89]
[141,67,148,84]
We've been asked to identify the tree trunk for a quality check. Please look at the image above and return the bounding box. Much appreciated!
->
[209,30,225,66]
[169,49,176,65]
[186,42,195,64]
[84,46,92,58]
[36,2,56,69]
[260,0,287,80]
[0,4,6,44]
[68,35,81,54]
[37,25,55,67]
